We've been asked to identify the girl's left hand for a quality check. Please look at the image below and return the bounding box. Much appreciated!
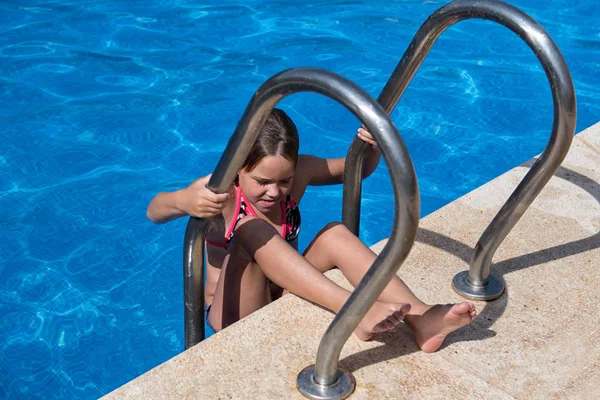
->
[357,127,378,149]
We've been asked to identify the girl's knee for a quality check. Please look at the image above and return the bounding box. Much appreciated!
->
[233,216,280,253]
[321,221,352,238]
[235,216,275,234]
[323,221,344,230]
[234,216,275,238]
[311,221,353,248]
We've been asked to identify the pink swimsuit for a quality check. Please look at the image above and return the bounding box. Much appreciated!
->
[205,186,301,249]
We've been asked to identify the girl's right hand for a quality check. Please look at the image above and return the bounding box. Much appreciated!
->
[179,174,230,218]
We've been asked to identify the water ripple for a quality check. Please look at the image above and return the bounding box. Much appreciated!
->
[3,43,55,57]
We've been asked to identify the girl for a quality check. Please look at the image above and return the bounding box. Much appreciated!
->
[147,108,476,351]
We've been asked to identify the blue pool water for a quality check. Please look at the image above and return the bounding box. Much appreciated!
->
[1,0,599,397]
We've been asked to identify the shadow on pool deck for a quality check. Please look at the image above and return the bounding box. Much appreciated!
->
[415,163,600,348]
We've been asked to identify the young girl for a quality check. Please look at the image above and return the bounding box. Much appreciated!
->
[147,108,477,352]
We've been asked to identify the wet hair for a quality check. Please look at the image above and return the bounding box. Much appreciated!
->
[242,108,299,172]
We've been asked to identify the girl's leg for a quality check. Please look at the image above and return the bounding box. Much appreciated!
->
[303,222,477,353]
[208,216,410,340]
[207,236,271,331]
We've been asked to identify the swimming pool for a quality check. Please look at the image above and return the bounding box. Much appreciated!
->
[1,0,598,398]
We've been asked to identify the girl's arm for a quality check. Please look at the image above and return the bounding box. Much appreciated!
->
[294,127,381,192]
[147,174,230,224]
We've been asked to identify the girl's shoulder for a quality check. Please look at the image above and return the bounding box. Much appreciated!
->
[205,214,227,249]
[207,214,226,238]
[291,154,317,202]
[292,154,345,199]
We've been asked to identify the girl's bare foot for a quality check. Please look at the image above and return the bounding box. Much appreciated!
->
[355,301,411,341]
[406,302,477,353]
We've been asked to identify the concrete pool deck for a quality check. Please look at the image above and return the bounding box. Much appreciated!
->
[104,122,600,399]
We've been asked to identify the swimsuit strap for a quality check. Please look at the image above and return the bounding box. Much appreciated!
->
[283,194,301,242]
[223,186,257,242]
[205,238,226,248]
[206,186,301,249]
[205,186,253,248]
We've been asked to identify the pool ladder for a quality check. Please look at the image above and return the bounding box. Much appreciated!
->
[181,0,576,399]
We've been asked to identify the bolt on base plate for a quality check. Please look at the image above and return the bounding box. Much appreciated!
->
[452,271,505,301]
[297,365,355,400]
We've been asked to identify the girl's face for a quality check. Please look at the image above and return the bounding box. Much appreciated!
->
[238,154,295,215]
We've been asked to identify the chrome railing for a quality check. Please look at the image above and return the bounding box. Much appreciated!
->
[182,0,576,397]
[343,0,576,304]
[182,69,421,400]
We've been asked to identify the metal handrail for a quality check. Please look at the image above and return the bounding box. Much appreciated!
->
[181,67,420,399]
[342,0,576,303]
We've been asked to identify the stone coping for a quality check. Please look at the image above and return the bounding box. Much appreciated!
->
[104,122,600,399]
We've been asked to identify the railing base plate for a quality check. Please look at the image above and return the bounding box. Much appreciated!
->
[452,271,505,301]
[297,365,355,400]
